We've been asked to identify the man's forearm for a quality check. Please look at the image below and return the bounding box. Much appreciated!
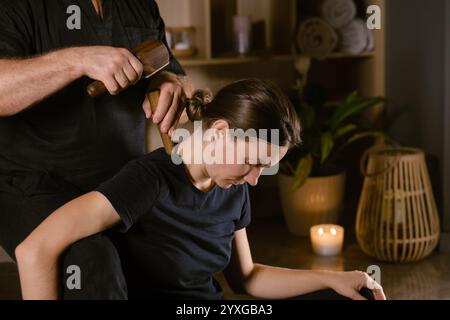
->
[244,264,333,299]
[0,48,83,116]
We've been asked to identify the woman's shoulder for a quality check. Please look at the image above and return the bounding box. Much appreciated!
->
[131,148,182,178]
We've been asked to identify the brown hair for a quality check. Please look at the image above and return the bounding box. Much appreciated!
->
[186,79,301,148]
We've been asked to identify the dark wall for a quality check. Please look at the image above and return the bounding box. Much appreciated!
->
[385,0,449,235]
[386,0,444,159]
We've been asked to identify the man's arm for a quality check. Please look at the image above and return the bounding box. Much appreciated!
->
[0,46,144,116]
[15,191,121,300]
[224,228,386,300]
[0,48,82,116]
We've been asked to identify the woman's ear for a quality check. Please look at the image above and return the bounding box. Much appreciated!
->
[210,119,230,140]
[210,119,229,131]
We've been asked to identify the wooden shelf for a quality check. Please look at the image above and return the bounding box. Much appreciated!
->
[297,51,375,61]
[179,54,294,67]
[323,51,376,59]
[178,51,374,67]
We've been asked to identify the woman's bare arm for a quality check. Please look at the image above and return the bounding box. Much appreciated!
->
[15,191,120,300]
[224,228,386,300]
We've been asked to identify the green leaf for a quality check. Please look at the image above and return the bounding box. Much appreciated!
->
[334,124,358,139]
[345,91,358,104]
[341,131,386,149]
[291,154,313,191]
[300,103,316,130]
[330,97,385,131]
[320,132,334,164]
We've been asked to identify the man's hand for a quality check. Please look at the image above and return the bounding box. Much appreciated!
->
[142,71,192,135]
[326,270,386,300]
[77,46,144,95]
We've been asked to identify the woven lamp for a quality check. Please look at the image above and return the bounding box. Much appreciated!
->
[356,147,440,263]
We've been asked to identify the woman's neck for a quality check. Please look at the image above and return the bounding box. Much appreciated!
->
[183,163,216,192]
[176,141,216,192]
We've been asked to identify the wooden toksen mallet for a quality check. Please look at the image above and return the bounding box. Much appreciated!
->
[147,91,175,156]
[87,40,170,98]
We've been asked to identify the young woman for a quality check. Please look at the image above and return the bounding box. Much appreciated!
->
[15,79,385,300]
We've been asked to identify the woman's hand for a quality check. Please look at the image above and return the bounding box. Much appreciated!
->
[142,71,193,135]
[326,270,386,300]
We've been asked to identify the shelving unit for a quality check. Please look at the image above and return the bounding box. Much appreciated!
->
[156,0,297,65]
[156,0,211,60]
[297,0,385,99]
[156,0,384,96]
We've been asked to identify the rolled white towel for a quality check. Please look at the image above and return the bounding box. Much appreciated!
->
[320,0,357,29]
[338,18,369,54]
[297,17,338,59]
[366,28,375,51]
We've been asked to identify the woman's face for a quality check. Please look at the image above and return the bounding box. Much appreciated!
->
[204,124,289,189]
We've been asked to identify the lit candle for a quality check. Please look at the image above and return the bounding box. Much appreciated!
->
[310,224,344,256]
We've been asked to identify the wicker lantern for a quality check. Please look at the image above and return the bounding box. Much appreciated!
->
[356,147,440,263]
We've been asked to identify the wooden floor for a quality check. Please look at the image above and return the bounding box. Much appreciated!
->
[0,262,20,300]
[2,218,450,300]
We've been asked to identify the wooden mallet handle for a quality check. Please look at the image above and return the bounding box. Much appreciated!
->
[148,91,174,155]
[87,81,107,98]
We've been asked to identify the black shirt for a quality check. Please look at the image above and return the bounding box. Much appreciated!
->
[96,148,251,299]
[0,0,184,191]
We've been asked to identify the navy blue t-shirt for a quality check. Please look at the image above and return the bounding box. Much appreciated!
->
[95,147,251,299]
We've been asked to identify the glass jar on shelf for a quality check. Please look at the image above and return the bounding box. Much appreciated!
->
[233,15,252,55]
[166,26,197,58]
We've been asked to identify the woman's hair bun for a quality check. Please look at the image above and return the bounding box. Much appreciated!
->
[186,89,213,121]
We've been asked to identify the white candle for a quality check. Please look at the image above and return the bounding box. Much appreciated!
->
[310,224,344,256]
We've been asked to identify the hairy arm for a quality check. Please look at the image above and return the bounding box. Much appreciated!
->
[15,191,120,300]
[0,45,144,116]
[0,48,83,116]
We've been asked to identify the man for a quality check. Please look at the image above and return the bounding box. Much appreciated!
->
[0,0,190,299]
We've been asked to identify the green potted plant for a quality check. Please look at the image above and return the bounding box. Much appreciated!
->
[278,85,387,236]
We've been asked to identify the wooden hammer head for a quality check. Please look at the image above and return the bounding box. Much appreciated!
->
[133,40,170,78]
[87,40,170,98]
